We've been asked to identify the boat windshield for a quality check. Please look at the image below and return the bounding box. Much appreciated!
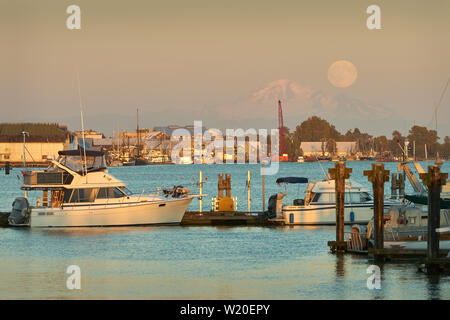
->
[58,154,106,173]
[311,191,373,204]
[63,187,129,203]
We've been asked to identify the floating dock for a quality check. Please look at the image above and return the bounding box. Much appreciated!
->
[368,240,450,260]
[0,210,276,227]
[181,211,272,226]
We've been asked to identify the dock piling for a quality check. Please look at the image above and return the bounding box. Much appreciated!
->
[199,171,202,213]
[364,163,390,254]
[327,162,352,252]
[247,170,251,212]
[218,173,224,199]
[398,172,406,198]
[419,165,448,273]
[261,163,266,212]
[391,173,397,199]
[225,174,231,197]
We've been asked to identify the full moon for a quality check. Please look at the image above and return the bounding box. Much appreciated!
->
[327,60,358,88]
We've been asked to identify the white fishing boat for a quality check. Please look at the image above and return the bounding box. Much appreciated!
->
[8,149,196,227]
[268,177,400,225]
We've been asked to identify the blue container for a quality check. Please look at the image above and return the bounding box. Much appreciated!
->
[289,213,294,224]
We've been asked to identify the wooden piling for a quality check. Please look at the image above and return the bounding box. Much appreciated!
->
[398,172,406,197]
[199,171,202,213]
[247,170,251,212]
[391,173,398,199]
[262,163,265,212]
[218,173,224,199]
[419,166,448,273]
[328,162,352,252]
[225,173,231,197]
[364,163,390,252]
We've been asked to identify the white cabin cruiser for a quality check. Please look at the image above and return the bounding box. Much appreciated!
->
[8,149,195,227]
[268,177,400,225]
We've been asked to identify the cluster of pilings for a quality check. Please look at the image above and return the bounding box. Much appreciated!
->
[327,161,449,274]
[390,172,405,199]
[217,173,232,199]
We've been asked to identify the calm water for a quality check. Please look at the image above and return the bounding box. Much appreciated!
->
[0,162,449,299]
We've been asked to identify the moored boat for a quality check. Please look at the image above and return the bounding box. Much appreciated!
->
[8,149,196,227]
[268,176,401,225]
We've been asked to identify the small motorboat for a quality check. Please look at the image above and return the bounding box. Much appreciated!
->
[268,176,400,225]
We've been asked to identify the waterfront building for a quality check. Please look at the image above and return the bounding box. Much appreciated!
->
[300,141,357,157]
[0,123,71,166]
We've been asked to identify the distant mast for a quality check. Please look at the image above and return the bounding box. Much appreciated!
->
[278,100,286,159]
[76,67,88,178]
[433,78,449,165]
[136,108,140,158]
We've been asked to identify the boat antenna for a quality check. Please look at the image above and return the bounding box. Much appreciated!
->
[313,153,330,180]
[21,128,29,168]
[433,78,449,164]
[433,78,450,133]
[76,67,88,179]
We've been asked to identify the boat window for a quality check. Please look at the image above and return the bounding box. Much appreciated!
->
[311,193,321,202]
[59,155,106,172]
[63,190,73,203]
[360,192,372,202]
[97,187,126,199]
[312,193,335,203]
[68,188,97,203]
[345,192,363,203]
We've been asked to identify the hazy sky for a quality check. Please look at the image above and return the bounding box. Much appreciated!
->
[1,0,449,138]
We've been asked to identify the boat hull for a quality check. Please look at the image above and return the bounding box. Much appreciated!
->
[28,197,193,227]
[280,203,388,225]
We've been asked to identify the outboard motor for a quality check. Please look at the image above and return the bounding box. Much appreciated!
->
[267,193,285,219]
[8,197,31,226]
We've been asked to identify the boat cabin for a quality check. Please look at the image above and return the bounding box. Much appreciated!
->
[275,177,373,207]
[20,148,128,209]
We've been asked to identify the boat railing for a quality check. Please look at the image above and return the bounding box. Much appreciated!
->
[344,231,367,253]
[35,197,49,207]
[138,189,145,201]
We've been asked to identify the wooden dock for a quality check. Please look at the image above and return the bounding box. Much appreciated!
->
[181,211,274,226]
[0,210,278,227]
[0,212,9,227]
[368,240,450,261]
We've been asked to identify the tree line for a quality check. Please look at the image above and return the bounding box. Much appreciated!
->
[281,116,450,160]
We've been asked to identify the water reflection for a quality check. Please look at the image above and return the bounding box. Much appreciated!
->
[426,273,441,300]
[34,226,179,237]
[335,253,345,278]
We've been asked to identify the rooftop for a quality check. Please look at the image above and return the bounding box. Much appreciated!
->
[0,123,69,143]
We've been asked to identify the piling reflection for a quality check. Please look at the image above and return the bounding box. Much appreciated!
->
[426,273,441,300]
[335,253,345,278]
